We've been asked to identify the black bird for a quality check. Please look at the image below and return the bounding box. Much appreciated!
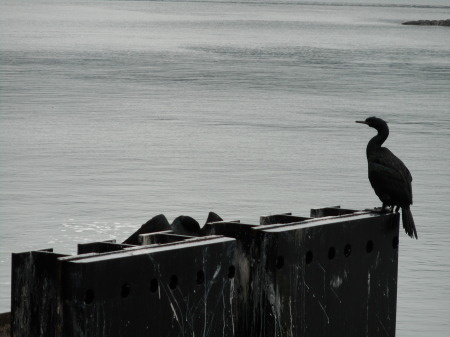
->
[356,117,418,239]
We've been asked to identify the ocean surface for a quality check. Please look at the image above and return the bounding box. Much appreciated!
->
[1,0,449,335]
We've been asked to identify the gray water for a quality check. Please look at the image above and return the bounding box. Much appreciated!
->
[1,0,450,335]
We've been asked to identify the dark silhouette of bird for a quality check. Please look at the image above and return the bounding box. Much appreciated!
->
[356,117,418,239]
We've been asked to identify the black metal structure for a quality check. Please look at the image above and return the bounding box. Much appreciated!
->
[10,207,400,337]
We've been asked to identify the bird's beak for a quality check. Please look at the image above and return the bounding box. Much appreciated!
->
[355,120,366,124]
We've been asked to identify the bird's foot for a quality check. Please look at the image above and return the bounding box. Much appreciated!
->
[368,207,384,213]
[382,204,396,213]
[369,206,392,214]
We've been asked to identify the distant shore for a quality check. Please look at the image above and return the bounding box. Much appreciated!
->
[402,19,450,26]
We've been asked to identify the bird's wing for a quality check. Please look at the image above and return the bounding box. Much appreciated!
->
[368,148,413,205]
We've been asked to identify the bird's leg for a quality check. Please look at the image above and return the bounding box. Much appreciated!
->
[379,203,395,213]
[371,204,388,213]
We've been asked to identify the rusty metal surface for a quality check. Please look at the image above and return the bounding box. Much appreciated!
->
[11,249,69,337]
[10,207,399,337]
[0,312,10,337]
[59,236,236,337]
[256,211,399,337]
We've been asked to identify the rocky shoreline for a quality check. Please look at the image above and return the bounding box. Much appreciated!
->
[402,19,450,26]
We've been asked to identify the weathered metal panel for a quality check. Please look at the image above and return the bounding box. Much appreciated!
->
[77,240,134,255]
[139,232,193,245]
[309,206,358,218]
[260,213,311,225]
[11,249,68,337]
[10,208,400,337]
[255,211,400,337]
[57,237,236,337]
[0,312,10,337]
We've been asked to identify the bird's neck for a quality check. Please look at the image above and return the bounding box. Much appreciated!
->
[366,125,389,155]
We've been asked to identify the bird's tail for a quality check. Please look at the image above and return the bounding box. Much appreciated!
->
[401,207,418,239]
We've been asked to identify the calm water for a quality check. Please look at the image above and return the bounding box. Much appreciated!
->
[1,0,449,335]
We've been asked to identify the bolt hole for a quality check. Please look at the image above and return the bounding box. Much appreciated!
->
[328,247,336,260]
[150,278,158,293]
[84,289,94,304]
[196,270,205,285]
[305,250,313,264]
[344,244,352,257]
[366,240,374,253]
[276,256,284,269]
[228,265,236,279]
[392,236,399,249]
[121,283,131,298]
[169,275,178,290]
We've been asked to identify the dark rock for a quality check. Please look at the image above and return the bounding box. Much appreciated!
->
[402,19,450,26]
[171,215,201,236]
[205,211,223,225]
[201,212,225,236]
[122,214,170,244]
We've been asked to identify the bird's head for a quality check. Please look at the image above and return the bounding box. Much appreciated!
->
[355,116,388,129]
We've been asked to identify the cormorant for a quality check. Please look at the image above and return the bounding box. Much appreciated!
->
[356,117,418,239]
